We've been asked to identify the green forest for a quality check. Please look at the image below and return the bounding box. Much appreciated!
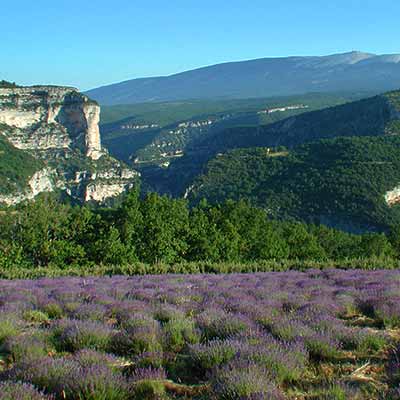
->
[188,136,400,231]
[1,188,399,278]
[0,132,44,194]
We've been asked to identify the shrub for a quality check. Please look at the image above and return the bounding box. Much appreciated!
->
[43,303,64,319]
[129,368,167,400]
[241,336,308,383]
[375,301,400,329]
[133,351,164,369]
[109,316,161,356]
[0,314,20,345]
[356,330,388,352]
[63,364,129,400]
[258,315,312,342]
[162,317,199,352]
[23,310,50,324]
[71,304,107,322]
[197,310,250,341]
[8,357,76,396]
[0,382,54,400]
[72,349,119,369]
[153,305,186,323]
[3,334,50,362]
[188,340,240,376]
[51,319,112,352]
[211,361,285,399]
[315,384,362,399]
[304,332,340,361]
[388,344,400,385]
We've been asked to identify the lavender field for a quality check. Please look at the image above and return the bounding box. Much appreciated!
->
[0,270,399,399]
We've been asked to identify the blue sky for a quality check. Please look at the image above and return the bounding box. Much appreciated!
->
[2,0,400,90]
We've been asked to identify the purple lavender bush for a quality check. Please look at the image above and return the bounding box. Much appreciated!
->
[51,319,112,352]
[211,361,285,399]
[0,382,54,400]
[3,334,50,362]
[0,269,399,398]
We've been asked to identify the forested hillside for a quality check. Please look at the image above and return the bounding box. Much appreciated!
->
[101,93,355,165]
[188,136,400,232]
[0,128,43,194]
[146,90,400,196]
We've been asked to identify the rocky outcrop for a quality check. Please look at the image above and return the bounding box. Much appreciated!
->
[0,168,56,205]
[83,103,102,160]
[0,85,139,205]
[385,186,400,206]
[85,182,135,202]
[0,86,102,158]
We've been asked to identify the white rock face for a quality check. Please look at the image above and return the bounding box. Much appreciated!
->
[0,85,139,205]
[83,103,102,160]
[0,168,56,205]
[385,186,400,206]
[0,86,102,159]
[85,182,135,202]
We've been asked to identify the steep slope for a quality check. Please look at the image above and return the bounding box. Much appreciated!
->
[150,90,400,196]
[187,137,400,232]
[0,133,43,195]
[101,93,355,166]
[195,91,400,152]
[86,51,400,105]
[0,86,139,205]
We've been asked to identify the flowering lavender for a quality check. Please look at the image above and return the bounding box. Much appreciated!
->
[0,270,399,398]
[3,333,50,362]
[7,357,76,396]
[188,339,242,376]
[62,363,129,400]
[71,349,120,369]
[196,309,251,340]
[51,319,113,352]
[109,315,162,356]
[211,361,285,400]
[0,382,54,400]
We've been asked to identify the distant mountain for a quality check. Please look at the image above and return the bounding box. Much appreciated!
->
[86,51,400,105]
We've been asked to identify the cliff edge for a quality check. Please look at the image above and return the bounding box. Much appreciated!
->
[0,85,139,205]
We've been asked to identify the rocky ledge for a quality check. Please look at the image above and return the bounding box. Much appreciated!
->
[0,85,139,204]
[0,86,102,159]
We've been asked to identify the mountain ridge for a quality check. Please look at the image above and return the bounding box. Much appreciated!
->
[86,51,400,105]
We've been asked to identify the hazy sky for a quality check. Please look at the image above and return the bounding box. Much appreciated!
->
[2,0,400,90]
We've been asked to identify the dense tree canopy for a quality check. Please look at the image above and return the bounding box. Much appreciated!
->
[188,136,400,231]
[0,190,398,270]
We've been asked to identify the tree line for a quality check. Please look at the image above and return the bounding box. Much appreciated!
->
[0,187,398,271]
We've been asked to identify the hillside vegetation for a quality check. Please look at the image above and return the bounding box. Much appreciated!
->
[188,136,400,231]
[101,93,357,165]
[189,91,400,155]
[149,90,400,197]
[0,129,43,194]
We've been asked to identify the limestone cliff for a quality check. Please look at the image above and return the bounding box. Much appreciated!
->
[0,86,102,158]
[0,85,139,204]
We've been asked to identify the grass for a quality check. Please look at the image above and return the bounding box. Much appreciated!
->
[0,257,399,279]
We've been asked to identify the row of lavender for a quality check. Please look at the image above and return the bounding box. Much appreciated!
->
[0,270,399,399]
